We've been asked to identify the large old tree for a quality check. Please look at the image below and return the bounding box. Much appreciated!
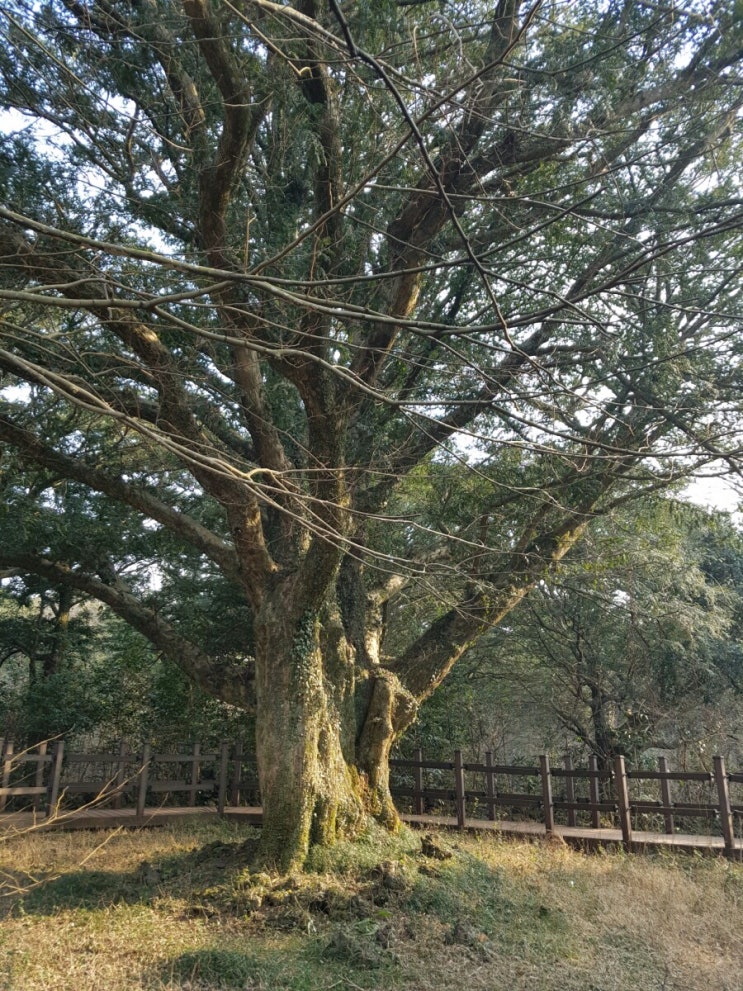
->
[0,0,742,866]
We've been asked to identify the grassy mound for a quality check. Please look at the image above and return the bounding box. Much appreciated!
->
[1,820,742,990]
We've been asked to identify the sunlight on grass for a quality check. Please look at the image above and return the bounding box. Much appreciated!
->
[1,823,742,990]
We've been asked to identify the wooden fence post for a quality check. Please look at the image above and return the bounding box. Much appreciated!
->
[540,755,555,834]
[613,755,632,852]
[658,756,674,834]
[136,744,151,821]
[713,755,737,858]
[414,748,424,816]
[189,742,201,808]
[588,755,600,829]
[217,742,229,815]
[485,751,496,820]
[113,740,127,810]
[0,740,13,813]
[453,750,466,829]
[47,740,64,817]
[564,754,576,828]
[32,741,48,813]
[230,741,243,807]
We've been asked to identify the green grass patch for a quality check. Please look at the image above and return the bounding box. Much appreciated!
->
[304,819,421,874]
[403,846,575,963]
[159,948,259,988]
[1,823,742,991]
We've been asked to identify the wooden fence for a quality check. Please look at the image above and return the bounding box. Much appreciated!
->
[389,749,743,857]
[2,738,742,856]
[0,738,256,820]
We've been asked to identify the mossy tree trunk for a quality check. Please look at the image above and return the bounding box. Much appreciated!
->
[253,585,364,870]
[251,569,540,868]
[253,575,422,868]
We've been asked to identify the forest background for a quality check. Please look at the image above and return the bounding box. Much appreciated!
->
[4,491,743,777]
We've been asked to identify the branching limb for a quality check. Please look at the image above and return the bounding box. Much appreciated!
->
[0,551,255,708]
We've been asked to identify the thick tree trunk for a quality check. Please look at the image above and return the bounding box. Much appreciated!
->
[252,538,590,869]
[253,593,366,870]
[252,587,419,869]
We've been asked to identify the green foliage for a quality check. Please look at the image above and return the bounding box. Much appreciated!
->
[0,590,248,748]
[404,497,743,766]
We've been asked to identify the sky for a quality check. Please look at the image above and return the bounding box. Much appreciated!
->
[682,476,741,516]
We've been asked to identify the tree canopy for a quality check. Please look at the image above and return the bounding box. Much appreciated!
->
[406,499,743,769]
[0,0,742,867]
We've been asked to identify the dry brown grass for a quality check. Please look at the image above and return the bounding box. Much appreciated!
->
[1,821,741,991]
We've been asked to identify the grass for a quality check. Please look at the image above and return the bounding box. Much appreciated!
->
[1,820,742,990]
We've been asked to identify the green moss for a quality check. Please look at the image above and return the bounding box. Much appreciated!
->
[291,612,319,674]
[304,821,419,875]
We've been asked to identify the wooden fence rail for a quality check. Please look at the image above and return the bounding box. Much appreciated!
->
[389,748,743,857]
[0,738,251,822]
[1,738,741,856]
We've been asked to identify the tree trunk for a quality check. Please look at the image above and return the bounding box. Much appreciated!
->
[252,585,419,869]
[253,592,366,870]
[587,680,619,802]
[356,669,417,827]
[42,585,73,679]
[247,523,597,870]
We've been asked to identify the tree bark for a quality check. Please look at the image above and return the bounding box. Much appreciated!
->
[356,669,417,827]
[41,585,73,680]
[253,587,365,869]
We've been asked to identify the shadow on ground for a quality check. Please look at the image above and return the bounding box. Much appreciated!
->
[0,835,261,916]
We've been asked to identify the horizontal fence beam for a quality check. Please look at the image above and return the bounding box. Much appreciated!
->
[552,800,616,813]
[627,770,713,782]
[631,802,716,817]
[1,739,741,858]
[389,748,741,856]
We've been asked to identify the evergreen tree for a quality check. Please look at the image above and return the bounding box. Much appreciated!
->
[0,0,741,867]
[420,501,743,770]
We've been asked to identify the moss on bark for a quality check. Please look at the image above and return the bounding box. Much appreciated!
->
[254,597,367,870]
